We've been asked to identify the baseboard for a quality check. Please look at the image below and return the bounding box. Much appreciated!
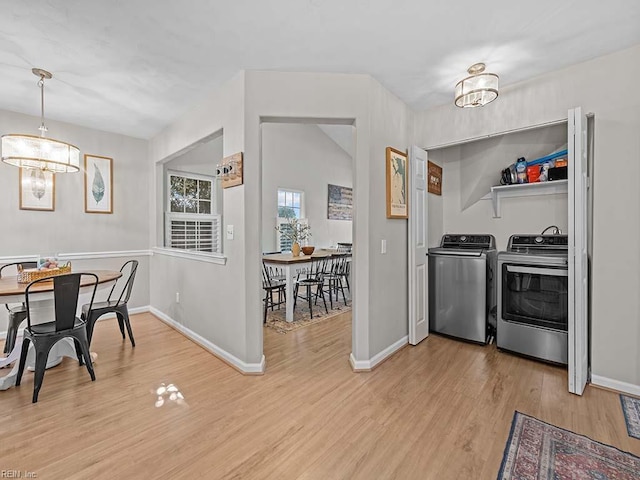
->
[349,336,409,372]
[149,307,265,375]
[591,374,640,397]
[0,306,151,340]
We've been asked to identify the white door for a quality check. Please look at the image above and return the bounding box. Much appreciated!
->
[568,107,589,395]
[408,146,429,345]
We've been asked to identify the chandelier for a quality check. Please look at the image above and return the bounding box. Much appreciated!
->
[454,63,499,108]
[1,68,80,172]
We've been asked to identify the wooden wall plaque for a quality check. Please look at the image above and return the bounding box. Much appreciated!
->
[221,152,243,189]
[427,161,442,195]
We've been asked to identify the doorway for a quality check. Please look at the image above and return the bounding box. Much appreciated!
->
[260,120,355,361]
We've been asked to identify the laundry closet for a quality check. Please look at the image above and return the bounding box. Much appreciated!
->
[407,108,590,395]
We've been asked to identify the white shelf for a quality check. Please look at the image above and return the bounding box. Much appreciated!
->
[483,180,568,218]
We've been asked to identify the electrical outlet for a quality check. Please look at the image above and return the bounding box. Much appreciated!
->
[381,239,387,254]
[175,292,180,303]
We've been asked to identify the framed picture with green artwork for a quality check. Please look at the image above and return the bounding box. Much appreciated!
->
[84,154,113,214]
[385,147,408,219]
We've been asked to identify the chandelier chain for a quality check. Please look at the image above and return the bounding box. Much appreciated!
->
[38,74,48,136]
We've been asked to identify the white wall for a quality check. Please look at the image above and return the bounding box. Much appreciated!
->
[414,44,640,389]
[0,110,151,332]
[243,71,412,366]
[428,123,569,251]
[366,78,412,356]
[165,133,223,178]
[148,72,250,366]
[261,123,352,252]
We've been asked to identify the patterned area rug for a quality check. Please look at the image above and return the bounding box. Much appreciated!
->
[264,301,351,334]
[498,411,640,479]
[621,394,640,439]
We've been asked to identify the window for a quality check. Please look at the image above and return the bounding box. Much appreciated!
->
[165,171,221,253]
[276,189,306,252]
[277,189,303,219]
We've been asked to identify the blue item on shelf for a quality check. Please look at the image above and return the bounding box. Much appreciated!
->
[515,157,528,184]
[527,149,568,167]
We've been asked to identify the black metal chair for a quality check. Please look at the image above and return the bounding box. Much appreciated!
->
[16,273,98,403]
[294,257,328,319]
[262,252,286,282]
[319,254,349,308]
[81,260,138,347]
[262,262,286,323]
[0,261,37,354]
[335,245,352,292]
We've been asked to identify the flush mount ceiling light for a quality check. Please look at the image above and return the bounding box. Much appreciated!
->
[1,68,80,172]
[454,63,499,108]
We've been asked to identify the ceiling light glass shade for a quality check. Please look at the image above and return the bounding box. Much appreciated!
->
[454,63,499,108]
[1,134,80,172]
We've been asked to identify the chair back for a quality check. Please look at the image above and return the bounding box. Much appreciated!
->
[336,243,352,253]
[0,261,37,278]
[107,260,139,305]
[25,273,98,332]
[331,254,349,275]
[306,257,328,280]
[262,262,272,288]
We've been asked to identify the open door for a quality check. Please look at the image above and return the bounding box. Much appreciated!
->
[568,107,589,395]
[408,146,429,345]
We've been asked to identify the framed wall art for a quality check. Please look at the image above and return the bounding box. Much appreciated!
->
[19,167,55,211]
[428,161,442,195]
[84,154,113,214]
[327,184,353,221]
[385,147,408,219]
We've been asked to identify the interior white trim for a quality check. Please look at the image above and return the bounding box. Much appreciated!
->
[349,336,408,371]
[149,307,264,374]
[424,118,568,151]
[0,250,152,263]
[591,374,640,397]
[151,247,227,265]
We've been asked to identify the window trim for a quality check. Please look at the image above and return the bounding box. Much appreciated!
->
[277,188,305,219]
[165,170,222,255]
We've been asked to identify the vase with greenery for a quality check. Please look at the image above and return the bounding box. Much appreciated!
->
[275,216,312,256]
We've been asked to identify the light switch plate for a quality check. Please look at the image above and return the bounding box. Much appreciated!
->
[227,225,234,240]
[381,239,387,254]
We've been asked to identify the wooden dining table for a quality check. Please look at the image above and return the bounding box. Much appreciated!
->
[0,269,122,390]
[262,251,350,323]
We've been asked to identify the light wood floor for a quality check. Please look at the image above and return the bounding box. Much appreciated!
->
[1,312,638,479]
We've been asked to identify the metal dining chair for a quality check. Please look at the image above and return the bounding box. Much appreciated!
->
[319,254,349,308]
[81,260,138,347]
[262,262,286,323]
[294,257,329,319]
[0,261,37,354]
[16,273,98,403]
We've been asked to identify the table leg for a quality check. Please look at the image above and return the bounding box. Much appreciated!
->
[285,264,295,323]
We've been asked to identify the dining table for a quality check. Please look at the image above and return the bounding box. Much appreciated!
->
[262,251,351,323]
[0,269,122,390]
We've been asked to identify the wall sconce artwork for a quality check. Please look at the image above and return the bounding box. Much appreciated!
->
[216,152,243,189]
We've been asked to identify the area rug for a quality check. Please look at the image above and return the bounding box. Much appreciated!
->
[264,301,350,334]
[498,411,640,479]
[620,394,640,439]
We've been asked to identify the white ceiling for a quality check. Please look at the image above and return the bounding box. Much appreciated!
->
[1,0,639,139]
